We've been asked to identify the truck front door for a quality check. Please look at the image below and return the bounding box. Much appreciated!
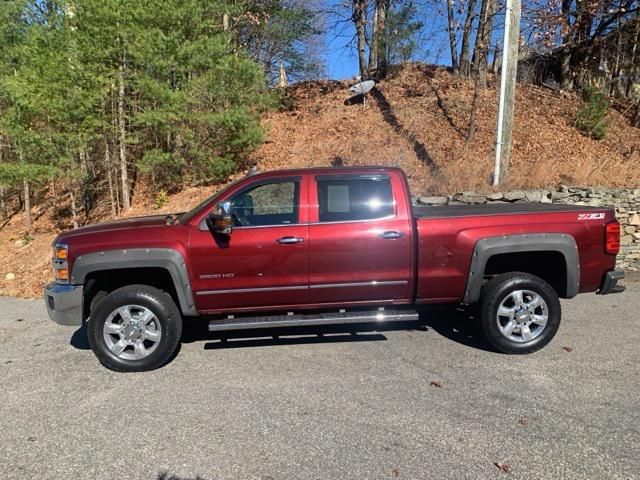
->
[189,175,309,312]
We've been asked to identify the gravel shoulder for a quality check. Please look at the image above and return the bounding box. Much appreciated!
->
[0,282,639,480]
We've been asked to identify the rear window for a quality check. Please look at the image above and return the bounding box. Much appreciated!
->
[317,175,394,222]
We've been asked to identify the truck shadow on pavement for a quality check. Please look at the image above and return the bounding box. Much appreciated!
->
[70,323,90,350]
[181,305,495,353]
[69,306,496,355]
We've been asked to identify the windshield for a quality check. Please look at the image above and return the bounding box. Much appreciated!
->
[179,180,239,224]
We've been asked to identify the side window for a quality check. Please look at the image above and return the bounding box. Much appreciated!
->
[229,180,299,227]
[317,176,394,222]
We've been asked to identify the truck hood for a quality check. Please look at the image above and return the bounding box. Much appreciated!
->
[56,214,179,242]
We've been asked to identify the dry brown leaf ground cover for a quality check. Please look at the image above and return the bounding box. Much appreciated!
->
[1,63,638,298]
[255,64,639,193]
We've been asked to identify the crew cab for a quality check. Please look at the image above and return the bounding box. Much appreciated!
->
[45,167,625,371]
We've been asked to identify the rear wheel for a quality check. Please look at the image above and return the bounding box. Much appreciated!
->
[87,284,182,372]
[480,272,561,354]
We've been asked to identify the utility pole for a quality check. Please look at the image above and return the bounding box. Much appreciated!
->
[492,0,521,186]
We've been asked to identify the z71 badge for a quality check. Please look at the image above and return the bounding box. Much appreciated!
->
[577,213,605,220]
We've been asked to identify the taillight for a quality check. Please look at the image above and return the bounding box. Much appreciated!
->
[605,221,620,255]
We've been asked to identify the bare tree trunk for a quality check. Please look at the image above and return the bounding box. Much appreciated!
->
[0,135,5,221]
[368,4,379,75]
[375,0,389,78]
[467,76,481,143]
[626,11,639,98]
[491,41,500,73]
[446,0,460,75]
[117,56,131,210]
[609,19,623,97]
[560,0,573,89]
[560,48,572,89]
[105,139,117,217]
[79,147,88,177]
[352,0,368,78]
[114,164,121,216]
[79,147,89,219]
[459,0,479,77]
[0,186,6,221]
[23,178,31,230]
[109,84,121,215]
[472,0,497,88]
[68,177,79,229]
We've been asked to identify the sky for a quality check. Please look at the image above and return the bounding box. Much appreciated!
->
[319,1,506,81]
[320,3,458,80]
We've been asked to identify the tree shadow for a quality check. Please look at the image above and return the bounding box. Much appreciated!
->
[344,93,365,106]
[369,88,439,173]
[428,84,468,139]
[0,205,22,230]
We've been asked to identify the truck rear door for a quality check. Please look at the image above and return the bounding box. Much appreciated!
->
[308,171,413,304]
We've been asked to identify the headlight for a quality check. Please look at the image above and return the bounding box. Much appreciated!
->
[53,244,69,284]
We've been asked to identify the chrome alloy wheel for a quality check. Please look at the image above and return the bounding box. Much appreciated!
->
[102,305,162,360]
[496,290,549,343]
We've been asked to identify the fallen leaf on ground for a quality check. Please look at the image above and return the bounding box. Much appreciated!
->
[430,381,442,388]
[562,346,574,352]
[494,462,512,473]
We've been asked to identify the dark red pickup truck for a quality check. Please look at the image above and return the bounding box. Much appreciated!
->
[45,167,624,371]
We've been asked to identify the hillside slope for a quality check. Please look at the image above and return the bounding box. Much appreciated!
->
[1,63,639,298]
[252,63,639,193]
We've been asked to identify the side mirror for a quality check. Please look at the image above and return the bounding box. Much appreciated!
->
[207,201,233,235]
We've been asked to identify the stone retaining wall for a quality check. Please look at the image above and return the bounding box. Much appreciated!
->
[416,186,640,271]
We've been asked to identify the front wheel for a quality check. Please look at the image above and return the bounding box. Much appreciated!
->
[87,285,183,372]
[480,272,561,354]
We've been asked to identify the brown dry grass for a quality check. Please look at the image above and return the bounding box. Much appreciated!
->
[1,63,639,298]
[252,63,639,194]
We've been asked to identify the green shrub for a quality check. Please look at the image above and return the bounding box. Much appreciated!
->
[154,190,169,209]
[575,87,610,140]
[22,232,33,245]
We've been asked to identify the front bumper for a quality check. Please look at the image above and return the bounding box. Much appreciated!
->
[597,270,625,295]
[44,283,83,326]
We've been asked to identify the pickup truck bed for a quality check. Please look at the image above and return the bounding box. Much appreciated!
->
[413,203,603,218]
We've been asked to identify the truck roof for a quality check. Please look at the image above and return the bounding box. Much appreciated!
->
[246,166,404,177]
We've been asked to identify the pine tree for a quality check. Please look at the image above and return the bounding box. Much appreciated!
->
[0,0,274,227]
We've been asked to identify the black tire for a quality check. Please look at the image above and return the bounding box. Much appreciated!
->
[89,289,108,313]
[480,272,561,354]
[87,284,182,372]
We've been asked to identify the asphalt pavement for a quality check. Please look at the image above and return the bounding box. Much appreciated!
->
[1,282,639,480]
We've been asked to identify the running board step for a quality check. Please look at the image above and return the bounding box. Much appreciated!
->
[208,309,419,332]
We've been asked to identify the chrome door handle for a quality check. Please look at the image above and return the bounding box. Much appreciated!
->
[379,231,406,240]
[277,236,304,244]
